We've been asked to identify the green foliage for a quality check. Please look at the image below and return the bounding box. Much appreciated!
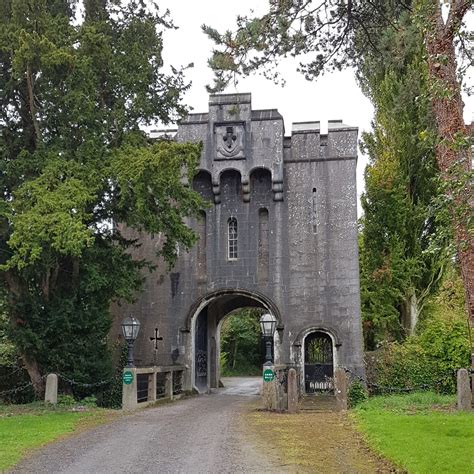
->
[348,381,368,408]
[99,342,128,409]
[366,274,470,394]
[203,2,412,91]
[354,393,474,473]
[219,350,228,374]
[355,391,455,413]
[0,0,204,394]
[80,395,97,407]
[0,309,16,367]
[57,394,76,407]
[220,308,263,376]
[358,11,449,348]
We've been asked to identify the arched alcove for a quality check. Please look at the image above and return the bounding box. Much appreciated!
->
[220,169,242,203]
[250,167,272,204]
[192,170,213,202]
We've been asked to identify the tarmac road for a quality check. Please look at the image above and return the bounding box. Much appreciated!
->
[11,377,283,474]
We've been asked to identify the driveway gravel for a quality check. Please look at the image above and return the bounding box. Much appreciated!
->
[11,378,284,474]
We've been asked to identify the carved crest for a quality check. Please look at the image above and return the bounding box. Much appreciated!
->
[215,124,245,159]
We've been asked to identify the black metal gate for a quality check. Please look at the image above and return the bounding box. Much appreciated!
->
[304,332,334,393]
[194,307,208,391]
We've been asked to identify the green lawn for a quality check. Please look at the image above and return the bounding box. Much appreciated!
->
[354,392,474,473]
[0,404,116,470]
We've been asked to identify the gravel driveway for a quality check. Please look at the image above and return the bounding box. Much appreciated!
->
[11,377,285,474]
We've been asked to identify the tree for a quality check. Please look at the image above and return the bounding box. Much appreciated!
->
[0,0,204,396]
[419,0,473,370]
[220,308,263,375]
[204,0,473,366]
[359,11,448,347]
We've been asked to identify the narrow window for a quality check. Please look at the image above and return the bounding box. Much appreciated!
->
[312,187,317,234]
[197,211,207,280]
[258,208,269,281]
[228,217,238,260]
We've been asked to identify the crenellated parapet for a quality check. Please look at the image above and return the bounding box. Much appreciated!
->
[177,94,357,204]
[286,120,358,163]
[177,93,285,203]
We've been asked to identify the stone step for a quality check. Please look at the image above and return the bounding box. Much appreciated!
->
[299,394,337,412]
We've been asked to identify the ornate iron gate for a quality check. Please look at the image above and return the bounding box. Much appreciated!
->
[194,308,208,391]
[304,332,334,393]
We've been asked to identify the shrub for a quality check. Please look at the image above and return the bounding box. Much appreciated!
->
[80,396,97,407]
[366,273,470,395]
[98,342,127,409]
[366,317,469,394]
[57,394,76,407]
[348,380,368,408]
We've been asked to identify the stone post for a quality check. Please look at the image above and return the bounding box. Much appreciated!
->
[287,368,298,414]
[44,373,58,404]
[262,364,278,411]
[334,367,348,411]
[149,371,156,403]
[165,371,174,400]
[457,369,472,411]
[122,367,138,411]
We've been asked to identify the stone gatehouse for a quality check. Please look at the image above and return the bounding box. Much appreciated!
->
[115,93,365,393]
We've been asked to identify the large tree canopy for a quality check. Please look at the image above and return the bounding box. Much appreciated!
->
[205,0,474,368]
[0,0,204,395]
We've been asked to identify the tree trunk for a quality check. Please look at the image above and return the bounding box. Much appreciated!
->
[22,354,45,397]
[425,1,474,372]
[4,271,45,397]
[232,340,238,370]
[401,291,419,336]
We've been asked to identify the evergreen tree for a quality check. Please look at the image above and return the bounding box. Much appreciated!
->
[0,0,204,395]
[359,12,448,348]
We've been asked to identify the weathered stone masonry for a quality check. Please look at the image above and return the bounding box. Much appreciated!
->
[114,93,365,393]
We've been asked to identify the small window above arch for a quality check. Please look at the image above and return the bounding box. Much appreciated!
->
[227,217,238,261]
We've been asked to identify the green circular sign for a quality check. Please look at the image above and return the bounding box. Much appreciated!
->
[263,369,275,382]
[123,371,134,385]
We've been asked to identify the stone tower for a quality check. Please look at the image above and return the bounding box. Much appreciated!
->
[115,93,364,393]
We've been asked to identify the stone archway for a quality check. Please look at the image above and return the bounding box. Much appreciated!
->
[187,289,282,393]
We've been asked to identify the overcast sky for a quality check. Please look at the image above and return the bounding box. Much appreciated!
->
[157,1,473,216]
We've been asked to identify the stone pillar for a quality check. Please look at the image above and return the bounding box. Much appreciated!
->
[287,368,298,414]
[165,371,173,400]
[149,371,156,403]
[334,368,348,411]
[122,368,138,411]
[262,365,278,411]
[44,373,58,404]
[457,369,472,411]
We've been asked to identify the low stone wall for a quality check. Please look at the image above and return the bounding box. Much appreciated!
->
[122,365,187,411]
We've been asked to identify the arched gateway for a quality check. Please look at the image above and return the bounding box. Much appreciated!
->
[113,93,365,393]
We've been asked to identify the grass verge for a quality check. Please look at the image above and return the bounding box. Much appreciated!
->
[244,400,390,472]
[0,403,118,470]
[353,392,474,473]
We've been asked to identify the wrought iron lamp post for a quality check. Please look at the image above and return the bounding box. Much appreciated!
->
[259,313,277,365]
[121,315,141,368]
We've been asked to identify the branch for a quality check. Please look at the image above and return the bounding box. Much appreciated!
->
[26,64,41,145]
[446,0,473,37]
